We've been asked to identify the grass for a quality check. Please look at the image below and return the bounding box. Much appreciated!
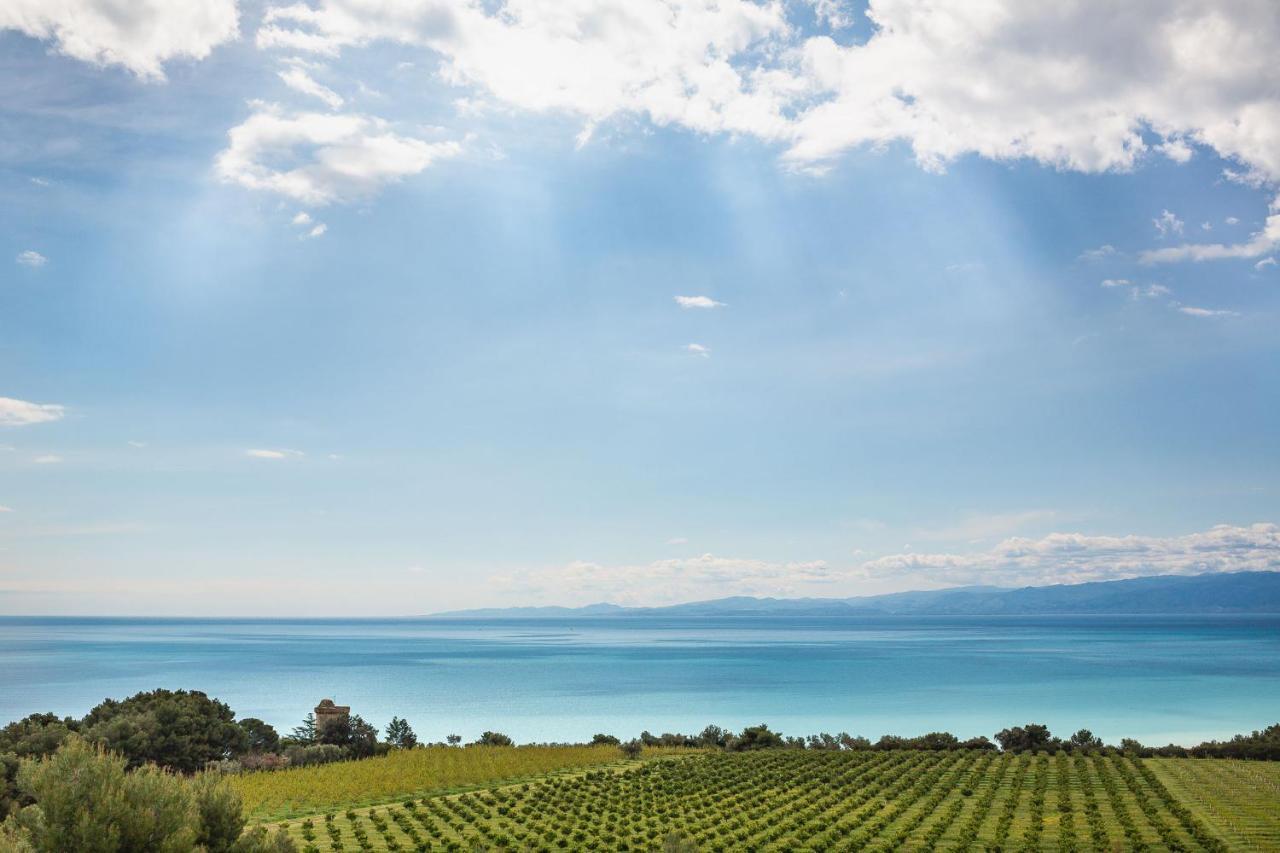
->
[231,744,695,821]
[262,749,1278,851]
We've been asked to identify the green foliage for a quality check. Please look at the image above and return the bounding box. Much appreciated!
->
[239,719,281,755]
[727,723,785,751]
[318,715,379,759]
[473,732,513,748]
[81,689,247,773]
[994,722,1054,753]
[384,718,417,750]
[589,733,619,746]
[2,737,296,853]
[289,714,318,747]
[268,749,1262,852]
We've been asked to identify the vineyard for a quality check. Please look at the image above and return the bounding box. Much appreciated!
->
[232,744,667,820]
[267,750,1278,851]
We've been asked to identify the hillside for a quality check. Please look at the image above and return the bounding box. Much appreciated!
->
[431,570,1280,618]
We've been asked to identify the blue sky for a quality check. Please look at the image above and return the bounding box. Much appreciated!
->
[2,0,1279,614]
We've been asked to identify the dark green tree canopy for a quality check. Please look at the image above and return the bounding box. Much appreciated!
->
[80,689,248,773]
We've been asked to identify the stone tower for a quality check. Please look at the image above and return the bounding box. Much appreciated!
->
[314,698,350,737]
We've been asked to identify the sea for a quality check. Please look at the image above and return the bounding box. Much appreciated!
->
[1,615,1277,747]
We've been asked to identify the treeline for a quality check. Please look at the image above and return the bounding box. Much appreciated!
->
[622,720,1280,760]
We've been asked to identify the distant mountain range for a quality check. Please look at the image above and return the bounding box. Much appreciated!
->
[429,571,1280,618]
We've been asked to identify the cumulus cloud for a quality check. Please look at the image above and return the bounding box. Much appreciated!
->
[684,343,710,357]
[1141,205,1280,264]
[257,0,796,142]
[279,66,344,109]
[1153,209,1185,238]
[245,448,303,459]
[216,105,460,205]
[494,553,835,606]
[856,523,1280,587]
[15,250,47,268]
[1253,256,1276,271]
[674,295,726,309]
[0,0,239,80]
[0,397,65,427]
[291,211,312,226]
[252,2,1280,182]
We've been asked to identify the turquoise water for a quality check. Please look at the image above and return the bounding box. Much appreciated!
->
[1,615,1277,746]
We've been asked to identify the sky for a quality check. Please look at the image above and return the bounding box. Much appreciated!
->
[1,0,1279,615]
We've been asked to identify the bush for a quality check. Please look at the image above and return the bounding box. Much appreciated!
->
[284,746,347,768]
[2,736,295,852]
[474,732,514,747]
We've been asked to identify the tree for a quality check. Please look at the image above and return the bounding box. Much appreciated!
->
[288,714,316,746]
[385,718,417,750]
[236,719,279,755]
[729,724,785,751]
[80,690,248,773]
[619,740,643,759]
[994,724,1054,754]
[1069,729,1102,752]
[445,734,462,747]
[590,734,620,746]
[474,732,513,747]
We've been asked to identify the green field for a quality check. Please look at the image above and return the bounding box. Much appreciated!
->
[231,744,678,820]
[264,749,1280,851]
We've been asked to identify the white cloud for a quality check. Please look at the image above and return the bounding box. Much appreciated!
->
[806,0,856,31]
[1143,283,1171,298]
[15,250,47,268]
[1100,278,1131,288]
[0,397,65,427]
[684,343,710,357]
[674,295,726,309]
[306,223,328,239]
[257,0,795,143]
[0,0,239,81]
[216,105,461,205]
[279,67,345,109]
[0,505,13,513]
[1142,202,1280,264]
[241,0,1280,225]
[32,455,63,464]
[1153,209,1185,238]
[245,448,304,459]
[665,536,689,545]
[1078,245,1117,262]
[1178,306,1238,318]
[291,211,312,226]
[493,553,835,606]
[1255,256,1277,271]
[127,441,147,448]
[1225,216,1240,225]
[1201,221,1212,231]
[856,523,1280,587]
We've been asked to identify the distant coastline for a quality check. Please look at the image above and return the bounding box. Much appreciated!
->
[426,570,1280,619]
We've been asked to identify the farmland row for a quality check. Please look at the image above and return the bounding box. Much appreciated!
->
[276,750,1247,851]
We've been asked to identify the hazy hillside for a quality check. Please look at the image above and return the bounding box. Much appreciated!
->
[430,571,1280,618]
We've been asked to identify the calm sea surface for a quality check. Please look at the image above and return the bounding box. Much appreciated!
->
[1,616,1277,746]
